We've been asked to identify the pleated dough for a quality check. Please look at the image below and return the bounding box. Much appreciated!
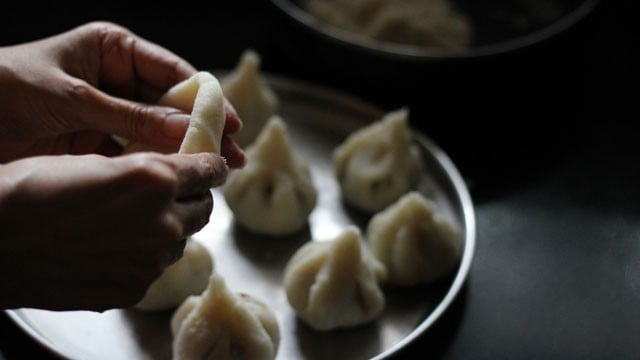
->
[333,107,422,213]
[366,191,462,286]
[223,116,317,236]
[283,226,387,331]
[132,71,224,311]
[222,49,279,147]
[171,273,280,360]
[123,71,225,154]
[135,238,213,311]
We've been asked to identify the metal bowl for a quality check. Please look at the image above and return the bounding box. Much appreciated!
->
[271,0,598,61]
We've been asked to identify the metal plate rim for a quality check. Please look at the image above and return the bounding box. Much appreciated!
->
[5,73,476,360]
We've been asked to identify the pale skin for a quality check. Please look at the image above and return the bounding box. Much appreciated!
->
[0,21,246,311]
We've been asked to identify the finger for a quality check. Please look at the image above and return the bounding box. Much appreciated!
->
[223,98,243,135]
[63,78,190,147]
[161,238,188,268]
[221,134,246,169]
[93,22,196,102]
[66,130,124,156]
[171,193,214,238]
[164,153,229,198]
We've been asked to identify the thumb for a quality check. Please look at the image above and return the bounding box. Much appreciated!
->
[67,79,189,147]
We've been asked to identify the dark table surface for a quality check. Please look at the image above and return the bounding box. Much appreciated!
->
[0,1,636,359]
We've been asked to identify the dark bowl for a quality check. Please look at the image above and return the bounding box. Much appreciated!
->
[271,0,599,61]
[268,0,601,193]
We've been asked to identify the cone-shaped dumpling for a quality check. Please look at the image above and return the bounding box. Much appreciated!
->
[283,226,387,331]
[333,107,422,213]
[222,49,279,147]
[367,191,462,286]
[223,116,317,236]
[171,273,280,360]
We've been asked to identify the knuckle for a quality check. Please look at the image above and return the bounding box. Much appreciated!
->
[123,105,152,141]
[188,195,213,235]
[122,153,179,199]
[203,192,214,218]
[63,77,98,104]
[199,153,227,187]
[84,21,133,44]
[159,212,184,241]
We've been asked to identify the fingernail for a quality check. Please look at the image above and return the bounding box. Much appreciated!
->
[224,98,239,119]
[212,155,230,187]
[164,112,190,139]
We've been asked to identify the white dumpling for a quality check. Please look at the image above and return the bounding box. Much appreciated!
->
[366,191,462,286]
[222,49,279,147]
[171,273,280,360]
[283,226,387,331]
[135,238,213,311]
[223,116,317,236]
[131,72,224,311]
[123,71,225,154]
[333,107,422,213]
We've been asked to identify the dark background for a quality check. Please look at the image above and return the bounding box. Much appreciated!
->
[1,1,637,359]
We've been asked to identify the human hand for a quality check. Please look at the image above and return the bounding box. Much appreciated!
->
[0,21,245,167]
[0,152,227,311]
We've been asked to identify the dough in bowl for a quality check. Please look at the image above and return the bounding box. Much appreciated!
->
[304,0,472,50]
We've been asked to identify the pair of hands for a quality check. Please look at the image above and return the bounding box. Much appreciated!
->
[0,22,245,311]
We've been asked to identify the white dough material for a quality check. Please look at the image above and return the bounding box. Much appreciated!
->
[283,226,387,331]
[129,72,225,312]
[223,116,317,236]
[333,107,422,213]
[134,238,213,311]
[171,273,280,360]
[123,71,225,155]
[366,191,462,286]
[222,49,279,147]
[305,0,472,50]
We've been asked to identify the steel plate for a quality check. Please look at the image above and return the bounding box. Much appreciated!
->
[6,74,476,360]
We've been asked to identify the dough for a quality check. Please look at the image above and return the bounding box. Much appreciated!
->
[223,116,317,236]
[222,49,279,147]
[283,226,387,331]
[366,191,462,286]
[305,0,472,50]
[171,273,280,360]
[123,71,225,154]
[333,107,422,213]
[135,238,213,311]
[132,71,224,311]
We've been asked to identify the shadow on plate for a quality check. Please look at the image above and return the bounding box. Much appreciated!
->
[391,282,470,358]
[122,309,173,360]
[295,317,383,360]
[231,222,312,269]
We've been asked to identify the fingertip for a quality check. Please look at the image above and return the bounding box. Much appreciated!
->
[221,135,246,169]
[206,152,230,188]
[162,111,190,141]
[223,98,243,134]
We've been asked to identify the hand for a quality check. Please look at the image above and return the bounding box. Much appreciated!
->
[0,152,227,311]
[0,21,245,168]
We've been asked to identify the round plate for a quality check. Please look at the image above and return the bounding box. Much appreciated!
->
[6,74,476,360]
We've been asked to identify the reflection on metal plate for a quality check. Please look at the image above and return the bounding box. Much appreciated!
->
[6,74,475,360]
